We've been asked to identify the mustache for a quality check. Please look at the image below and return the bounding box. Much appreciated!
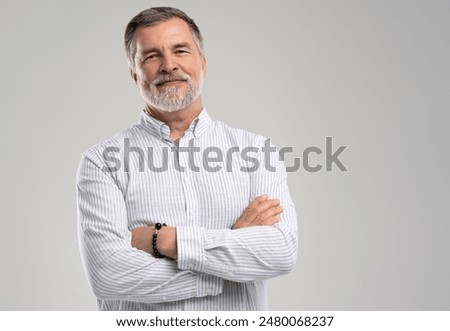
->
[153,73,190,86]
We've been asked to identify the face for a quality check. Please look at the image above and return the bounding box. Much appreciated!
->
[131,18,206,113]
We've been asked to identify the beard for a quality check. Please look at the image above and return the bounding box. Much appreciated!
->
[140,71,204,113]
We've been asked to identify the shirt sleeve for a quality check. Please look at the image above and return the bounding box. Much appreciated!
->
[76,149,223,303]
[176,137,298,282]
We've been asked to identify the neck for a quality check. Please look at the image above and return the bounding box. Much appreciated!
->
[145,97,203,140]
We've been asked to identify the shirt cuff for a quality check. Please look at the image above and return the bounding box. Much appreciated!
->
[176,226,205,272]
[196,273,223,298]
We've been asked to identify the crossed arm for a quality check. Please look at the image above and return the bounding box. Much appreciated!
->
[131,195,283,259]
[77,148,297,303]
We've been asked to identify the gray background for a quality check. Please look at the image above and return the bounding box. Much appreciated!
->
[0,0,449,310]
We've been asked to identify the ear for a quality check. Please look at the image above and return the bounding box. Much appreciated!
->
[130,68,138,84]
[201,54,207,77]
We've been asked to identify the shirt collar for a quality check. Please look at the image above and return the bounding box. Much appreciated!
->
[139,107,212,140]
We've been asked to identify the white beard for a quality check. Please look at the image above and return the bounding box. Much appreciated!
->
[140,71,204,113]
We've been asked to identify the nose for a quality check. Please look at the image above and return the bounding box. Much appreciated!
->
[160,54,178,74]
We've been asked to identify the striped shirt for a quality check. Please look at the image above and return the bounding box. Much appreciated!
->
[76,108,298,310]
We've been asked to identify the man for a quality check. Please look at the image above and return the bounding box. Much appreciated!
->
[77,7,297,311]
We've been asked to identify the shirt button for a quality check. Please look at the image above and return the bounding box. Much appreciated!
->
[187,263,194,269]
[205,287,212,295]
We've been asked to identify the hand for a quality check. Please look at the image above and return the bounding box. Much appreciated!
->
[232,195,283,229]
[131,225,177,260]
[131,226,153,253]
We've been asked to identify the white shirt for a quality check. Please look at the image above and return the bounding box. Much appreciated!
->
[76,108,298,310]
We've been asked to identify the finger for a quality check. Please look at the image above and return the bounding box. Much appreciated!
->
[258,215,280,227]
[251,199,280,215]
[246,195,268,210]
[254,205,283,225]
[241,198,278,225]
[233,196,280,229]
[235,196,268,228]
[248,205,282,227]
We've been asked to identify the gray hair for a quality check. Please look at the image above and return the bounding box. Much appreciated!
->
[124,7,204,68]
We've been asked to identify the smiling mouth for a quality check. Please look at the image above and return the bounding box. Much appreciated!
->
[156,79,187,87]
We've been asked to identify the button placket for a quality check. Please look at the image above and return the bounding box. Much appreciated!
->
[178,136,199,223]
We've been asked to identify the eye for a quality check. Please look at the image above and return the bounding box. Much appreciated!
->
[143,54,158,62]
[175,50,188,54]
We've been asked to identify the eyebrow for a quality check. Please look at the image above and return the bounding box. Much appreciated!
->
[172,42,192,50]
[140,42,193,56]
[140,48,158,56]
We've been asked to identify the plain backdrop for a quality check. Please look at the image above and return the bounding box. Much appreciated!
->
[0,0,449,310]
